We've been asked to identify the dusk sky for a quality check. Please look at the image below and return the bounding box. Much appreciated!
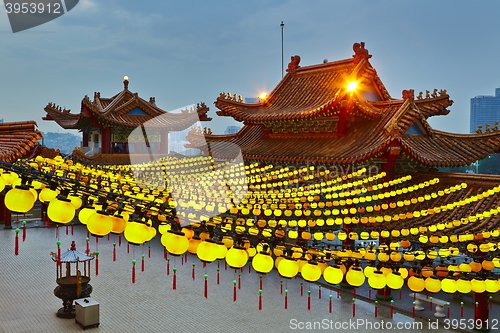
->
[1,0,500,135]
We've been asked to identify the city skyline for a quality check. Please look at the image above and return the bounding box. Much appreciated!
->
[1,1,500,135]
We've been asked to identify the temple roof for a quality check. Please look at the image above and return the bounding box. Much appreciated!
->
[43,78,211,131]
[186,43,500,168]
[0,121,42,163]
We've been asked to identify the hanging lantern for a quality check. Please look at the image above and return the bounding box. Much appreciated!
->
[408,275,425,292]
[390,251,402,262]
[441,277,458,294]
[67,194,83,210]
[386,271,404,290]
[457,278,472,294]
[252,252,274,274]
[301,262,321,282]
[39,186,59,203]
[226,246,249,268]
[111,214,127,234]
[363,265,376,278]
[197,239,219,263]
[323,265,343,285]
[368,270,387,290]
[78,207,96,225]
[471,278,486,293]
[346,266,365,287]
[161,230,189,256]
[424,275,441,293]
[124,221,150,245]
[215,241,228,260]
[4,186,36,213]
[87,211,113,237]
[188,236,202,254]
[470,261,482,273]
[482,260,495,271]
[47,196,76,224]
[485,278,499,293]
[277,257,299,278]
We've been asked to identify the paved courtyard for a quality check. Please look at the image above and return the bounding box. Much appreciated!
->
[0,222,472,332]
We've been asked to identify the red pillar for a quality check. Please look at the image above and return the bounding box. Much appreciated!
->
[1,195,12,229]
[474,292,489,330]
[82,132,89,148]
[101,128,111,154]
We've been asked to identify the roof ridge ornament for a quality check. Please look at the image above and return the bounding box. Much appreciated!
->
[352,42,372,63]
[286,55,300,74]
[123,76,129,90]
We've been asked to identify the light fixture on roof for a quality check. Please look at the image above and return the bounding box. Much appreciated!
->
[123,76,129,89]
[258,92,268,103]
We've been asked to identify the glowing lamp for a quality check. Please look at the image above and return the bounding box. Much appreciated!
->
[364,251,376,261]
[39,187,58,203]
[187,236,202,254]
[408,275,425,292]
[225,246,248,268]
[47,197,75,223]
[441,277,457,294]
[363,265,376,278]
[368,270,387,290]
[471,278,486,293]
[67,194,83,210]
[323,265,343,285]
[252,252,274,274]
[215,241,228,259]
[457,278,472,294]
[482,260,495,271]
[424,275,441,293]
[78,207,96,225]
[111,214,127,234]
[346,266,365,287]
[390,251,402,262]
[485,278,499,293]
[161,230,189,256]
[197,239,219,263]
[87,211,113,237]
[386,271,404,290]
[5,186,36,213]
[470,261,482,273]
[124,221,149,245]
[278,257,299,278]
[221,235,234,249]
[301,262,322,282]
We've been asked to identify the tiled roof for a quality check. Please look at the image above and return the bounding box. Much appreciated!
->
[0,121,42,162]
[43,83,211,130]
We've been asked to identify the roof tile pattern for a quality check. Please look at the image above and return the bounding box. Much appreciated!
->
[0,121,42,162]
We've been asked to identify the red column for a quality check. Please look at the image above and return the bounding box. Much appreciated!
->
[1,195,12,229]
[101,128,111,154]
[337,100,348,138]
[475,292,489,330]
[82,132,89,148]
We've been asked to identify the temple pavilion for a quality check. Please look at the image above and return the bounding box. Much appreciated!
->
[43,77,211,165]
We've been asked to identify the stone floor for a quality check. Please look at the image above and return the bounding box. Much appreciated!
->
[0,221,485,332]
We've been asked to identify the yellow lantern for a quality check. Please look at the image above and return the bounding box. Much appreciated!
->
[408,275,425,292]
[161,230,189,256]
[378,252,389,262]
[457,278,472,294]
[386,271,404,290]
[225,246,248,268]
[301,262,321,282]
[111,214,127,234]
[252,252,274,274]
[482,260,495,271]
[323,265,343,285]
[485,278,499,293]
[78,207,96,225]
[390,251,402,262]
[197,239,219,263]
[363,265,376,278]
[4,186,36,213]
[67,194,83,210]
[39,187,58,203]
[278,257,299,278]
[470,261,482,273]
[87,211,113,237]
[424,275,441,293]
[368,270,387,290]
[441,277,457,294]
[346,266,365,287]
[215,241,228,259]
[47,197,75,223]
[124,221,149,245]
[471,278,486,293]
[187,236,202,254]
[364,251,376,261]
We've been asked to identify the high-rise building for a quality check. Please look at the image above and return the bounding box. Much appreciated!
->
[470,88,500,133]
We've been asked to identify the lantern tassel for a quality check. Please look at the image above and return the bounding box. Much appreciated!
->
[71,222,74,236]
[258,290,262,310]
[430,297,433,311]
[113,243,116,261]
[280,279,283,294]
[248,264,251,273]
[22,221,26,242]
[318,285,322,299]
[132,260,136,283]
[352,298,356,317]
[65,224,68,235]
[233,280,237,302]
[85,237,90,255]
[55,224,59,239]
[300,282,303,296]
[412,301,416,318]
[148,246,150,258]
[259,275,262,290]
[238,273,241,289]
[390,300,394,318]
[118,234,122,247]
[141,254,145,272]
[307,290,311,311]
[166,258,170,275]
[375,301,378,318]
[329,295,332,313]
[192,263,196,280]
[460,301,464,317]
[217,268,220,284]
[57,241,61,267]
[14,228,19,256]
[204,274,208,298]
[284,289,288,309]
[172,268,177,290]
[95,252,99,276]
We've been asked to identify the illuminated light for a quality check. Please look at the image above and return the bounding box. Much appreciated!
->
[441,277,457,294]
[346,266,365,287]
[424,275,441,293]
[485,278,499,293]
[457,278,472,294]
[470,278,486,293]
[301,262,322,282]
[226,246,249,268]
[408,275,425,292]
[5,186,36,213]
[368,270,386,290]
[323,265,344,285]
[197,239,219,263]
[161,230,189,256]
[346,81,358,92]
[252,252,274,274]
[47,197,75,224]
[363,265,376,278]
[278,257,299,278]
[386,271,404,290]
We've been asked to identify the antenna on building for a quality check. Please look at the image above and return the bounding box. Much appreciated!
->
[281,21,284,78]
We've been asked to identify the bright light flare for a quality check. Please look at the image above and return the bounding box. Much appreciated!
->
[346,81,358,92]
[258,92,268,101]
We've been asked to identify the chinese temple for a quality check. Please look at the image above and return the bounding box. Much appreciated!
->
[0,120,42,162]
[43,77,211,165]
